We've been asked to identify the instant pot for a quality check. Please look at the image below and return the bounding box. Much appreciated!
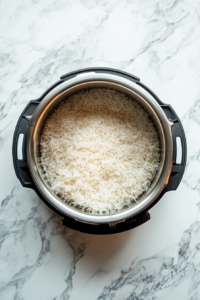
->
[13,68,187,234]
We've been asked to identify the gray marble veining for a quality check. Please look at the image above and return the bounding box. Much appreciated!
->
[0,0,200,299]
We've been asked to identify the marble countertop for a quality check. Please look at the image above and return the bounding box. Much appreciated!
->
[1,0,200,299]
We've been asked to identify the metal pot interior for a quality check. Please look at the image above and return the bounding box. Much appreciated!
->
[31,80,166,217]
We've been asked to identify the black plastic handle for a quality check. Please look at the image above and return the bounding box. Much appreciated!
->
[12,101,39,188]
[160,104,187,192]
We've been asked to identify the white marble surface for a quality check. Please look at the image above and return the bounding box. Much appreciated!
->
[0,0,200,299]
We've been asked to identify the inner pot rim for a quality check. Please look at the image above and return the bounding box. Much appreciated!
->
[27,73,173,224]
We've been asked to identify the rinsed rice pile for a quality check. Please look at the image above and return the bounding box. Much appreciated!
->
[40,88,160,214]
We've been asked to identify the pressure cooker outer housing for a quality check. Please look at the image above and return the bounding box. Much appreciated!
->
[12,68,187,234]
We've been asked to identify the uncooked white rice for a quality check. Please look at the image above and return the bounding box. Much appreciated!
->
[40,88,160,214]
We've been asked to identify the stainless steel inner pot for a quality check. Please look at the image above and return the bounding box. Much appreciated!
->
[27,72,173,225]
